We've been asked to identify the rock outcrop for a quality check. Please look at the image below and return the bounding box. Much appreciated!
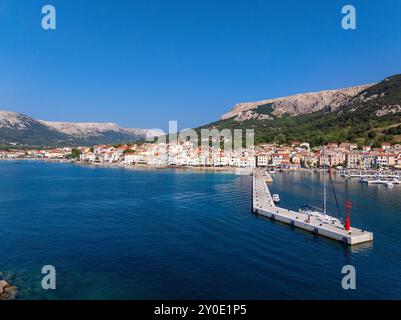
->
[0,279,18,300]
[234,110,272,122]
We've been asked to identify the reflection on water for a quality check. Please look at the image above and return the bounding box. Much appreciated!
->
[346,241,374,254]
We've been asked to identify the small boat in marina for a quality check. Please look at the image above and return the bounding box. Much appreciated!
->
[272,194,280,203]
[299,205,341,224]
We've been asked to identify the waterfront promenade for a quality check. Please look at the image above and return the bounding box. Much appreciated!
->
[252,169,374,246]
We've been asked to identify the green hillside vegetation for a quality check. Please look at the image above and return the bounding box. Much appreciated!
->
[198,74,401,147]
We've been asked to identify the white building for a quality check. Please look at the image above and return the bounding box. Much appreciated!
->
[257,155,269,167]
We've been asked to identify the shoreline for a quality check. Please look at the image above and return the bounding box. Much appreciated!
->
[0,158,73,163]
[74,161,251,175]
[2,158,398,176]
[0,158,255,175]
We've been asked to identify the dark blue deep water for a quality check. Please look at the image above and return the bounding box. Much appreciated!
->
[0,161,400,299]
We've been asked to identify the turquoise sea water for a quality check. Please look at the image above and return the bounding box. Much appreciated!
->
[0,161,400,299]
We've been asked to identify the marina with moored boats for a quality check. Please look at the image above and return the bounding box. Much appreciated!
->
[337,169,401,187]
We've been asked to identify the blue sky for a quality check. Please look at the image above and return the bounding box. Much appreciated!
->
[0,0,401,130]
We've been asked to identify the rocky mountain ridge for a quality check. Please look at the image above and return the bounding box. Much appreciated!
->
[221,84,372,120]
[0,110,157,147]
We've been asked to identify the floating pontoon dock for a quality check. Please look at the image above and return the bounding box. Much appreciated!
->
[252,170,373,246]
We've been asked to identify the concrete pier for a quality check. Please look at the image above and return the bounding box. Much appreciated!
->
[252,169,373,246]
[264,171,274,183]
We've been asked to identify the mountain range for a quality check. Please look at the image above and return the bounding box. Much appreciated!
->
[0,110,158,147]
[199,74,401,147]
[2,74,401,148]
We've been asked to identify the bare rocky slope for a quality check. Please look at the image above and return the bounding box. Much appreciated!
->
[221,84,372,120]
[38,120,152,139]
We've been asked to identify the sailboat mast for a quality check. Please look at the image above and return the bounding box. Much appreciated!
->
[323,146,327,215]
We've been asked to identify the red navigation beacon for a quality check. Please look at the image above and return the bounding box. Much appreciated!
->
[345,200,352,231]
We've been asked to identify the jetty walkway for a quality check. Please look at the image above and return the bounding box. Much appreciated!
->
[252,169,373,246]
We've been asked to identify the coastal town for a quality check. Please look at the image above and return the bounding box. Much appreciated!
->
[1,140,401,171]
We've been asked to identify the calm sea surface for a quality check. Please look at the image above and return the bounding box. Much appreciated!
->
[0,161,400,299]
